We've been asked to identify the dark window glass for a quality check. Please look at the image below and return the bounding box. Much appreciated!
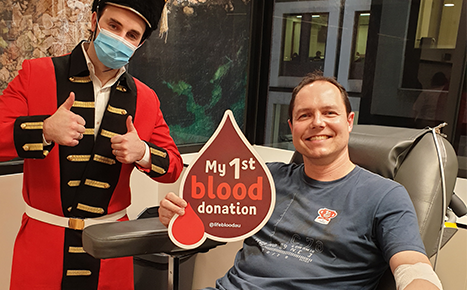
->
[129,2,252,148]
[349,12,370,80]
[279,13,329,77]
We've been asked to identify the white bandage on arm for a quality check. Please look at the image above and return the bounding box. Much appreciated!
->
[394,262,443,290]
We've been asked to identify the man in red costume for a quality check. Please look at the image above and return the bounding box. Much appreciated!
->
[0,0,183,289]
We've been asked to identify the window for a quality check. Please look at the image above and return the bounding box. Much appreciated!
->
[453,69,467,177]
[358,0,466,177]
[348,12,370,80]
[415,0,462,49]
[279,13,329,77]
[265,0,466,178]
[129,2,252,150]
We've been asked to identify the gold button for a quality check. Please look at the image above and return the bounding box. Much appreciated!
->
[23,145,29,151]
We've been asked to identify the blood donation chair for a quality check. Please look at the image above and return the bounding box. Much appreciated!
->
[82,124,466,290]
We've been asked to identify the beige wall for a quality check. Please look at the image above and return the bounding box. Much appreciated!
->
[0,173,24,290]
[1,150,466,289]
[434,228,467,290]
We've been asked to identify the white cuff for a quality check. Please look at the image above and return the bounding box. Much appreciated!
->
[135,142,151,168]
[42,134,52,146]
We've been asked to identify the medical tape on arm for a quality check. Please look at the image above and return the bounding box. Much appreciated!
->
[394,262,443,290]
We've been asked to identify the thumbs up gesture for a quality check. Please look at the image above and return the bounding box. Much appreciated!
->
[43,92,86,147]
[111,115,146,164]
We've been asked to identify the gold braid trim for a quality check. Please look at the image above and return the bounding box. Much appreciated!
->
[67,155,91,162]
[84,179,110,189]
[66,270,92,276]
[68,180,81,187]
[68,246,86,253]
[101,129,118,138]
[107,105,127,115]
[76,203,105,214]
[151,165,166,175]
[20,122,43,130]
[69,76,91,83]
[22,143,43,151]
[94,154,116,165]
[72,101,95,108]
[150,148,167,158]
[116,85,127,92]
[84,128,95,135]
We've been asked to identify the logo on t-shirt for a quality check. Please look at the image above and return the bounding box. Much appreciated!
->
[315,208,338,225]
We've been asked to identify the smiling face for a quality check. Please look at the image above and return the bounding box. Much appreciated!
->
[288,80,355,168]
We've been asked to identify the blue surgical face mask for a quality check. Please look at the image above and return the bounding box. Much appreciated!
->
[93,23,138,69]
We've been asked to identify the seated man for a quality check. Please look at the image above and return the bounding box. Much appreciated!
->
[158,73,443,290]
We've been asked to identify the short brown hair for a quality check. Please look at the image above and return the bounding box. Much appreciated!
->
[288,72,352,123]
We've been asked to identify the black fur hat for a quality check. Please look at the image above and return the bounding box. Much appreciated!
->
[92,0,166,40]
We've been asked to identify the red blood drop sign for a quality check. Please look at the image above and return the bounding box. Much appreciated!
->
[170,203,205,246]
[169,110,276,249]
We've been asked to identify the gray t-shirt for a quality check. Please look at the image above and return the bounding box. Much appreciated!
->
[211,163,426,290]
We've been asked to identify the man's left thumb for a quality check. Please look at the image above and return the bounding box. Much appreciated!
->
[126,115,136,132]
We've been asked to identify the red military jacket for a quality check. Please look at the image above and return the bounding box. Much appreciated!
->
[0,43,183,289]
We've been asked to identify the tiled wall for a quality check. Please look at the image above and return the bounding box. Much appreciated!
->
[0,0,92,91]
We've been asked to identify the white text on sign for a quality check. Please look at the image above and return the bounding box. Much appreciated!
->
[205,158,256,179]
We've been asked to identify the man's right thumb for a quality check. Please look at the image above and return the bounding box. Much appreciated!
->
[62,92,75,110]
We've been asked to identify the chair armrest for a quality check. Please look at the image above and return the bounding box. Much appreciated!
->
[450,193,467,217]
[82,217,224,259]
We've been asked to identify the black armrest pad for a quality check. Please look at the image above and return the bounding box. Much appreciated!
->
[82,217,224,259]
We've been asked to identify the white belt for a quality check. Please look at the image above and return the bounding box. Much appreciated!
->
[25,204,127,230]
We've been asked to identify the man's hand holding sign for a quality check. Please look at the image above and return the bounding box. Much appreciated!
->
[164,110,275,249]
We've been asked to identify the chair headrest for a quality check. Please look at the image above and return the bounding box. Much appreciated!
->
[289,125,444,179]
[348,125,429,179]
